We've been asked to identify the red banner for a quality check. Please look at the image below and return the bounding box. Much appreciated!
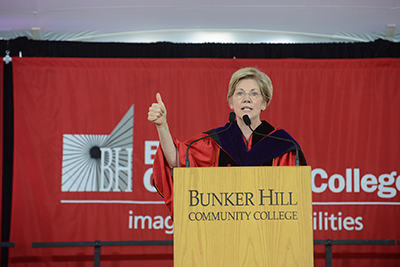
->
[9,57,400,266]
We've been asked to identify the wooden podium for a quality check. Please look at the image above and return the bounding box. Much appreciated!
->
[173,166,313,267]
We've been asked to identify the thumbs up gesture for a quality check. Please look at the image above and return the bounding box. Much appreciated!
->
[148,93,167,126]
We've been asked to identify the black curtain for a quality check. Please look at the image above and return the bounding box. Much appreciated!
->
[1,61,13,267]
[1,37,400,58]
[1,37,400,266]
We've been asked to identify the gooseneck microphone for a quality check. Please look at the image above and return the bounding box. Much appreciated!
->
[185,112,236,167]
[243,115,300,166]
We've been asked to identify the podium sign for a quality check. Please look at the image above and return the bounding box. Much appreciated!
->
[174,166,313,267]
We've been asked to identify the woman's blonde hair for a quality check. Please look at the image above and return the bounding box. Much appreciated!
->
[227,67,273,106]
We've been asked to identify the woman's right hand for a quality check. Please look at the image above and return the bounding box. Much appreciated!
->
[148,93,167,126]
[147,93,177,168]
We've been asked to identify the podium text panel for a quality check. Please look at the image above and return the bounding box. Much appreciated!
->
[174,166,313,267]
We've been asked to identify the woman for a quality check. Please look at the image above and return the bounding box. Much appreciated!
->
[148,67,306,215]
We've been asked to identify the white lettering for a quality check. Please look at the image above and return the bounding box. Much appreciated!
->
[354,168,360,192]
[343,217,355,231]
[355,217,364,230]
[145,141,159,165]
[134,215,152,229]
[130,212,174,234]
[312,168,400,199]
[128,210,133,229]
[165,216,174,234]
[153,216,164,230]
[361,174,377,193]
[396,174,400,191]
[329,174,345,193]
[100,147,132,192]
[378,171,397,198]
[312,168,328,193]
[312,211,363,231]
[113,148,133,192]
[100,148,113,191]
[346,168,352,192]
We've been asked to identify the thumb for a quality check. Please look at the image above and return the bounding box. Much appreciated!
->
[156,92,164,105]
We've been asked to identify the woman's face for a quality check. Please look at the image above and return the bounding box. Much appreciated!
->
[229,78,267,124]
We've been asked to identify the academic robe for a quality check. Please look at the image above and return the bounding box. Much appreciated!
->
[152,120,306,217]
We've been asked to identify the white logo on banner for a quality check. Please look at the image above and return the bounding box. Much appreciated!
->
[61,106,134,192]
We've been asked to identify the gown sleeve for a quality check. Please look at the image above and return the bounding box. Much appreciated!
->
[152,134,219,217]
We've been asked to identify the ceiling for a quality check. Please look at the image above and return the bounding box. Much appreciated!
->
[0,0,399,44]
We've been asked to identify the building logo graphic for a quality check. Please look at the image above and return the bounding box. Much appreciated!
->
[61,106,134,192]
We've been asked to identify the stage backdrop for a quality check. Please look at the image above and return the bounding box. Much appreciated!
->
[9,57,400,267]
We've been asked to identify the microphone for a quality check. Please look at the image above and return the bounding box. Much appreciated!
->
[185,112,236,167]
[243,115,300,166]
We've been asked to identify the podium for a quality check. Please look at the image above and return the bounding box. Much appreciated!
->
[173,166,313,267]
